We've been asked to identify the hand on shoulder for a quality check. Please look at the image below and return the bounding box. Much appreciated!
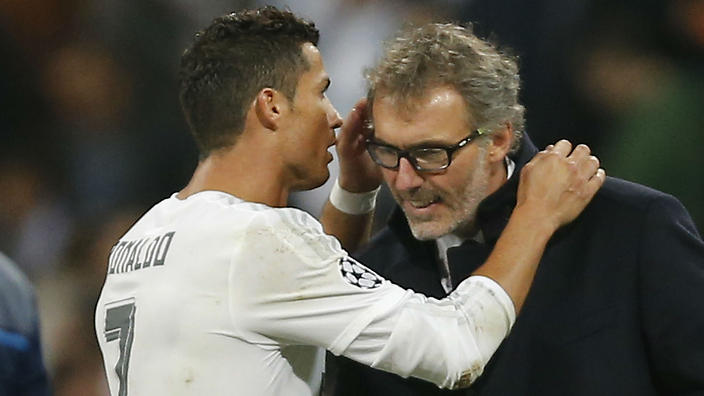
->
[516,139,606,232]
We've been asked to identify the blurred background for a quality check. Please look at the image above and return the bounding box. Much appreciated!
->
[0,0,702,393]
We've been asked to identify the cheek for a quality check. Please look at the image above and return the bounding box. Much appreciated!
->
[316,111,331,144]
[439,151,485,197]
[426,173,463,203]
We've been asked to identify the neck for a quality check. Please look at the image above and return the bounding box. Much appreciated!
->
[178,142,289,207]
[452,220,480,240]
[486,156,509,198]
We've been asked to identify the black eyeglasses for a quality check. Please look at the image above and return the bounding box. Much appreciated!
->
[366,129,485,172]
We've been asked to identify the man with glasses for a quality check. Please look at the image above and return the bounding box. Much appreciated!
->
[326,22,704,395]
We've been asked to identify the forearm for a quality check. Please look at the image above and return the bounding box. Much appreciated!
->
[321,200,374,253]
[472,205,556,313]
[337,276,514,390]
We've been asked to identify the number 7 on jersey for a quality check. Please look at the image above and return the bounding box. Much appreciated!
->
[104,298,137,396]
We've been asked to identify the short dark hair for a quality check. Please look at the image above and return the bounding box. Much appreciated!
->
[179,7,319,157]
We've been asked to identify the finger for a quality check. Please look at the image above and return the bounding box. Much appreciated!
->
[352,98,368,124]
[584,168,606,198]
[575,154,600,181]
[347,98,366,126]
[545,144,554,151]
[353,97,368,112]
[360,108,374,140]
[339,98,368,143]
[361,117,374,139]
[567,143,591,162]
[551,139,573,157]
[569,144,591,160]
[341,108,359,134]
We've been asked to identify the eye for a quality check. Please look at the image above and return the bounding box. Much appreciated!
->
[413,148,449,168]
[320,79,331,97]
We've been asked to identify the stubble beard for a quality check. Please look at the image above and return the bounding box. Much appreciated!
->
[405,149,490,241]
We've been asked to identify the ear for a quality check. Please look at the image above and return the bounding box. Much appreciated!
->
[254,88,289,131]
[487,122,513,163]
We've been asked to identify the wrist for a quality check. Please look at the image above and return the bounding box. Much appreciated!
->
[329,178,380,215]
[510,204,558,242]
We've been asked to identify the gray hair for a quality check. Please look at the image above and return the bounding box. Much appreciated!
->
[367,23,524,153]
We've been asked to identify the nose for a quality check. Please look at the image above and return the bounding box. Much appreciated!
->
[394,157,424,191]
[328,106,343,129]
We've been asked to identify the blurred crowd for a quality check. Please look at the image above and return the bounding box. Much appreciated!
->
[0,0,702,394]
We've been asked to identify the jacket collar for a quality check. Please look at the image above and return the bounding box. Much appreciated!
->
[386,134,539,254]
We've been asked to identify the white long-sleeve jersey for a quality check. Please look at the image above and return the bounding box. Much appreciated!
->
[95,191,515,396]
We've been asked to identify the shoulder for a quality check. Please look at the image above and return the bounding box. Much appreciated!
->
[250,205,325,234]
[186,192,326,235]
[139,192,324,235]
[599,177,669,204]
[579,176,700,238]
[594,176,686,216]
[242,205,328,244]
[240,206,346,264]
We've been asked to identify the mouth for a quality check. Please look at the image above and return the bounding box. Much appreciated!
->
[403,197,442,215]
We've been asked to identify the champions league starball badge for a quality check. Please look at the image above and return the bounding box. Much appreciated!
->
[339,257,384,289]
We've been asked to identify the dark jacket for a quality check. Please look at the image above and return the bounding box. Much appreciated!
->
[326,136,704,396]
[0,253,51,396]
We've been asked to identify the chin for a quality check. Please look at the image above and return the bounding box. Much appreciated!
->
[293,169,330,191]
[410,215,477,241]
[408,212,470,240]
[408,221,448,241]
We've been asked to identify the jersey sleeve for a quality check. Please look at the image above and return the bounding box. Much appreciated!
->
[228,208,515,389]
